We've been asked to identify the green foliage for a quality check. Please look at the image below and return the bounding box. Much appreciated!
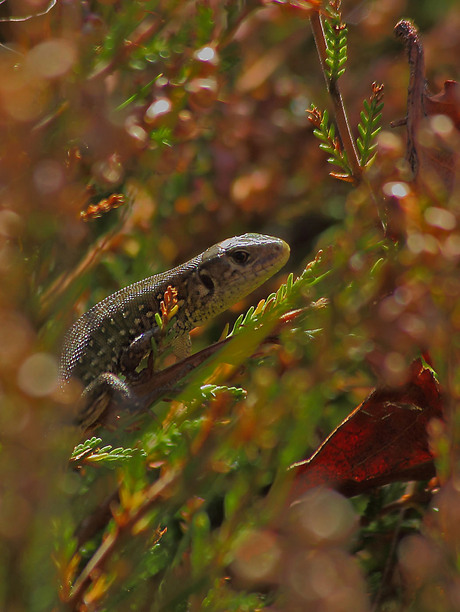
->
[309,106,353,179]
[324,7,348,81]
[229,272,295,335]
[357,85,384,166]
[195,4,216,45]
[310,12,384,180]
[199,384,247,401]
[149,125,174,148]
[2,0,460,611]
[71,437,147,467]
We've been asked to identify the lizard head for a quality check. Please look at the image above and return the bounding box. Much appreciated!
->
[186,233,290,326]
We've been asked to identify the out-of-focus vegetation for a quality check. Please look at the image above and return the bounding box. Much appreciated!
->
[1,0,459,610]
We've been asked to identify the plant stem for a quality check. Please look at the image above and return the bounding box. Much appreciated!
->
[66,468,179,608]
[310,12,362,182]
[394,20,425,177]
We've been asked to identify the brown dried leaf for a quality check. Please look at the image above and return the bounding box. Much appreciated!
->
[288,359,443,499]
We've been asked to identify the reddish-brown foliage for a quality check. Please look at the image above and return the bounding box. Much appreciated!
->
[289,359,443,499]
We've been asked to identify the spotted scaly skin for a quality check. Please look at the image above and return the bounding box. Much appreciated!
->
[60,234,290,428]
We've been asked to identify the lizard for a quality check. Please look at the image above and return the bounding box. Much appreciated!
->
[60,233,290,430]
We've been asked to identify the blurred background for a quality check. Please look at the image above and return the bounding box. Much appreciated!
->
[1,0,459,610]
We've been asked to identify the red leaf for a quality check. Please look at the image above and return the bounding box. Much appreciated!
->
[288,359,443,500]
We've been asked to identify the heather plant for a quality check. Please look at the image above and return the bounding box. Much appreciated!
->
[1,1,459,611]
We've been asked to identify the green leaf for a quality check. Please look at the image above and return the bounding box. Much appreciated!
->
[356,86,384,167]
[71,439,147,467]
[324,11,348,81]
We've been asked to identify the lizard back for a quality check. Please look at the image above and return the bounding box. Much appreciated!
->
[60,259,200,386]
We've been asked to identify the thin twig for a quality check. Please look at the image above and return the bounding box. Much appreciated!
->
[394,20,425,177]
[74,491,120,547]
[310,11,362,182]
[65,468,179,608]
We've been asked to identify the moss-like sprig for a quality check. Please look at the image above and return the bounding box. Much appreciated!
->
[357,82,384,167]
[324,2,348,82]
[71,437,146,467]
[307,106,354,181]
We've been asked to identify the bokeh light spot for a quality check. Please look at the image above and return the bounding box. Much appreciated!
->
[430,113,454,136]
[145,98,172,122]
[289,488,357,545]
[33,160,64,195]
[424,206,456,231]
[26,39,77,80]
[17,353,59,397]
[383,181,410,198]
[195,46,216,62]
[231,529,282,583]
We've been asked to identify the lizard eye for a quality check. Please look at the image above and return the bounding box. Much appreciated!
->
[199,269,215,292]
[230,249,250,265]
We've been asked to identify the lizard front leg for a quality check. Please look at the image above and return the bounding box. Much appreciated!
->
[119,328,161,376]
[76,331,193,431]
[119,329,192,378]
